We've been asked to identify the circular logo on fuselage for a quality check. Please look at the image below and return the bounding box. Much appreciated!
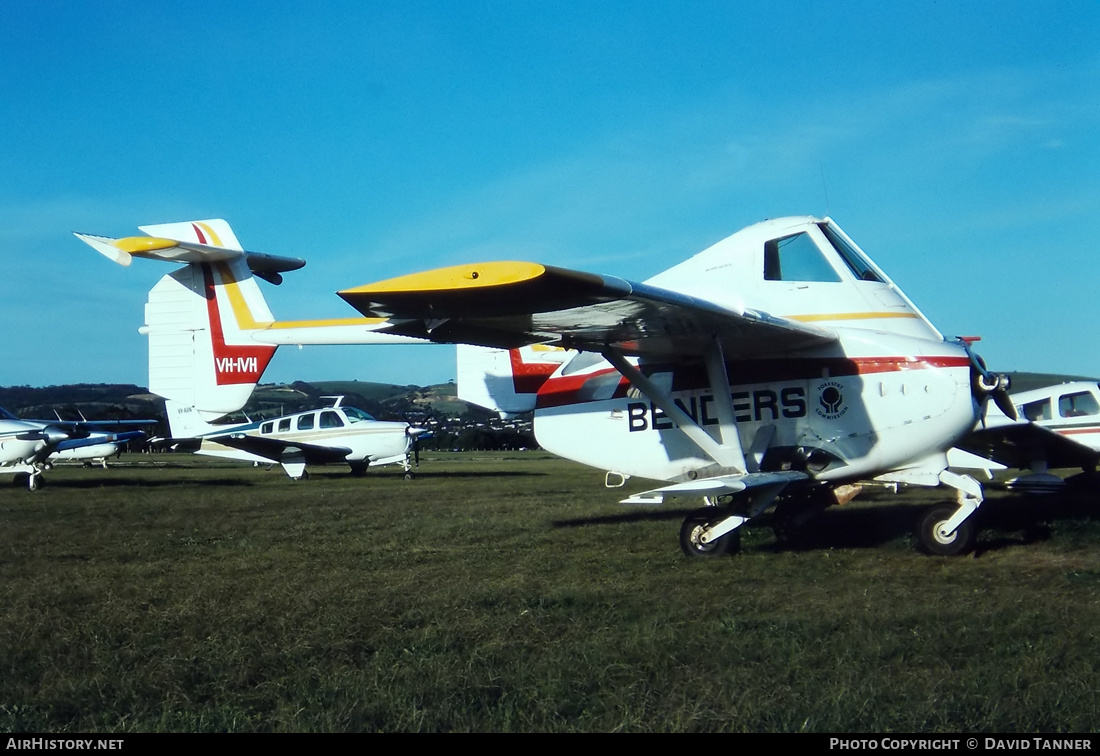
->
[816,380,847,419]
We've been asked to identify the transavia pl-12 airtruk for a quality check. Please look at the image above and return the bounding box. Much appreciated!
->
[78,216,1019,556]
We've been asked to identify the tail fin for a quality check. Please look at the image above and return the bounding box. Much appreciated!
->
[145,255,276,417]
[76,219,296,417]
[457,344,569,415]
[163,399,235,439]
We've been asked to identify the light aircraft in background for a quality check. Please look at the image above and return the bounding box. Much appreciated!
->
[165,396,430,480]
[954,380,1100,493]
[49,442,125,468]
[80,216,1014,556]
[1,407,149,489]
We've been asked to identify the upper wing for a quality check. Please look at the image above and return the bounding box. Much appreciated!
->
[211,433,352,465]
[54,430,147,452]
[957,423,1100,471]
[338,261,836,358]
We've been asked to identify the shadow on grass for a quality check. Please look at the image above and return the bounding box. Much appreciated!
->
[34,477,256,489]
[552,502,924,550]
[384,471,548,480]
[552,490,1100,555]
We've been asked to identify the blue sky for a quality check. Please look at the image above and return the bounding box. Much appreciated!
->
[2,1,1098,389]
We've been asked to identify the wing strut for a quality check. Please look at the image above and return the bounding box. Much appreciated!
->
[702,338,749,472]
[603,343,748,474]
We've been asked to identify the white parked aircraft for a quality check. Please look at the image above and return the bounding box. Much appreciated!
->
[1,407,147,489]
[165,396,429,479]
[49,442,125,468]
[955,381,1100,493]
[79,216,1012,555]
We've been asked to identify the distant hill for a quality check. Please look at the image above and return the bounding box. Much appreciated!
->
[1006,372,1099,393]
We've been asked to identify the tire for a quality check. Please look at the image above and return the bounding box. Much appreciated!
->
[916,503,977,556]
[680,508,741,558]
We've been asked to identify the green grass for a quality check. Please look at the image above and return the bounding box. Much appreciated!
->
[2,453,1099,732]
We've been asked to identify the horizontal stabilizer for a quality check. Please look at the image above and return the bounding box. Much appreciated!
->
[75,218,305,282]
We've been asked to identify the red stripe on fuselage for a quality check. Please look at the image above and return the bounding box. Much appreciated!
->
[534,355,970,410]
[201,265,276,386]
[1058,426,1100,436]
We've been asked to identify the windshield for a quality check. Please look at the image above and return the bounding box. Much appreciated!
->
[343,407,376,423]
[819,223,883,282]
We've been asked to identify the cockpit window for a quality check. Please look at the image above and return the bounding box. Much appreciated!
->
[763,232,842,283]
[261,422,273,435]
[819,223,883,282]
[320,411,344,428]
[343,407,376,423]
[1059,391,1099,418]
[297,413,315,431]
[1022,398,1052,422]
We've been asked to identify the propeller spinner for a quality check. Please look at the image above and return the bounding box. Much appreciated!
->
[958,337,1017,423]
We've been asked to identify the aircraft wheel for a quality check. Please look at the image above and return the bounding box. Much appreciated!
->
[916,504,976,556]
[293,470,310,482]
[680,508,740,558]
[28,475,43,492]
[403,472,414,481]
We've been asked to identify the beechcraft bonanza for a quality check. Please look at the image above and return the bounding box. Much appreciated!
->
[165,396,430,480]
[954,381,1100,494]
[80,216,1017,556]
[1,407,148,489]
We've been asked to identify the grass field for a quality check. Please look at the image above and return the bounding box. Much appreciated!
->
[2,452,1099,733]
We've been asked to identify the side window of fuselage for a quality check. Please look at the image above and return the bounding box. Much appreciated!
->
[278,418,291,432]
[763,233,843,283]
[261,422,273,435]
[1022,398,1052,422]
[1059,391,1099,418]
[320,411,344,428]
[297,413,315,431]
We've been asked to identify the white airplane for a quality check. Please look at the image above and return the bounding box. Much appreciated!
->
[48,442,125,468]
[78,216,1013,556]
[1,407,148,489]
[165,396,430,479]
[954,380,1100,493]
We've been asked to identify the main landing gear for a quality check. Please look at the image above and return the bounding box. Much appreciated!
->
[11,471,44,491]
[677,486,784,558]
[680,507,742,557]
[916,503,977,556]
